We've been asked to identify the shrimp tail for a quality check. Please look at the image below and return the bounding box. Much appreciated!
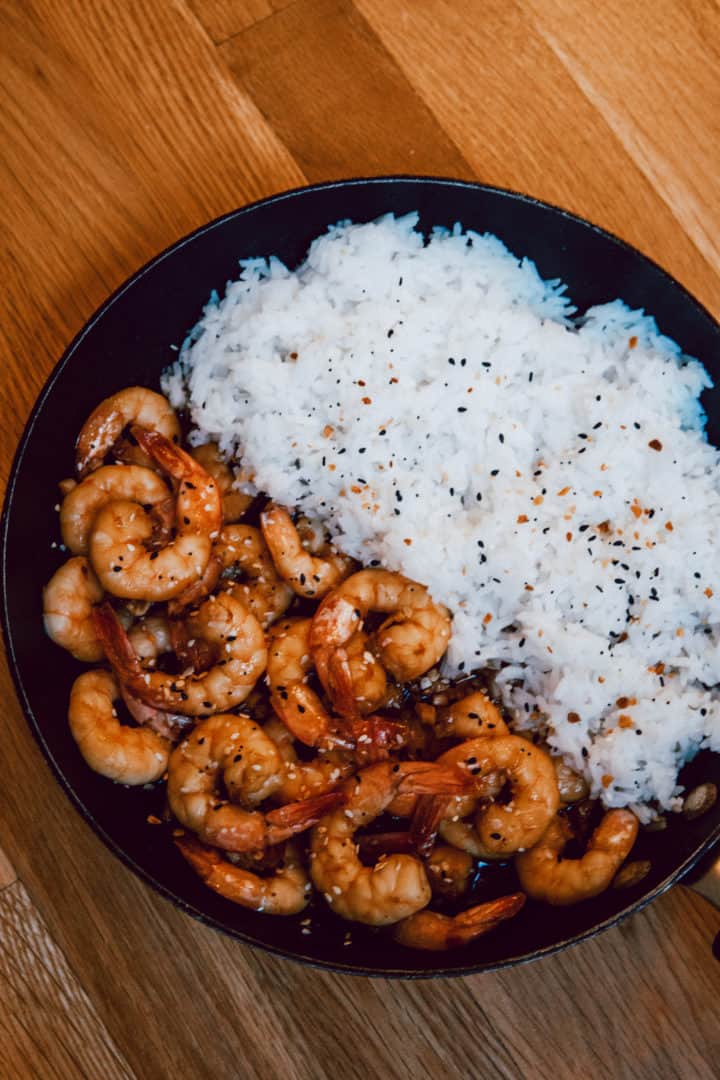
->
[325,647,359,718]
[119,684,193,743]
[410,795,451,858]
[175,833,220,882]
[357,832,415,859]
[92,602,159,703]
[265,790,345,843]
[400,762,474,796]
[446,893,526,948]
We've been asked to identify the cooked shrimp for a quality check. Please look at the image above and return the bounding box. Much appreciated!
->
[263,717,354,802]
[310,570,452,689]
[215,525,293,628]
[319,630,389,719]
[266,617,390,748]
[393,893,526,951]
[438,736,559,858]
[43,556,104,662]
[388,692,508,821]
[69,670,170,784]
[60,464,172,555]
[88,430,222,601]
[515,809,639,905]
[310,760,471,926]
[425,845,475,901]
[260,504,354,599]
[76,388,181,477]
[94,593,267,714]
[189,443,253,523]
[176,834,311,915]
[167,714,342,852]
[432,691,509,739]
[553,758,590,805]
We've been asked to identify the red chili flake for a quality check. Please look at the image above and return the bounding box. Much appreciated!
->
[327,463,336,472]
[322,424,334,438]
[567,711,581,724]
[403,538,412,546]
[649,662,665,674]
[517,514,529,524]
[361,396,372,405]
[146,815,161,825]
[557,486,570,496]
[705,587,714,598]
[593,490,603,498]
[618,715,634,729]
[350,485,362,494]
[629,336,638,349]
[630,503,642,519]
[597,520,610,533]
[533,495,544,506]
[389,377,399,384]
[357,379,366,387]
[665,521,674,531]
[524,584,534,591]
[616,696,630,708]
[566,532,573,542]
[483,613,493,625]
[601,774,614,788]
[648,439,662,451]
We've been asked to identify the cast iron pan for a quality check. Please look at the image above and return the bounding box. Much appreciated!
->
[2,177,720,977]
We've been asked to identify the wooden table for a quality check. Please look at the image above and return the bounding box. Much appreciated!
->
[2,2,719,1076]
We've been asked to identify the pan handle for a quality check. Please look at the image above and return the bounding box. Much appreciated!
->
[684,853,720,909]
[682,843,720,959]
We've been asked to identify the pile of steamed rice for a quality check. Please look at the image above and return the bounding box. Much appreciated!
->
[163,214,720,821]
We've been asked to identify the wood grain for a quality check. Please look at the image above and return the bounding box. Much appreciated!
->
[1,1,719,1077]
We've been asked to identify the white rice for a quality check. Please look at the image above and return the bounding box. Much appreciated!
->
[163,213,720,820]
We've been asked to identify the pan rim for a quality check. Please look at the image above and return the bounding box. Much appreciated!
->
[3,174,719,978]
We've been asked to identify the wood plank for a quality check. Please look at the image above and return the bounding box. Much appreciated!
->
[219,0,472,182]
[522,0,720,277]
[355,0,720,316]
[0,880,132,1080]
[189,0,299,42]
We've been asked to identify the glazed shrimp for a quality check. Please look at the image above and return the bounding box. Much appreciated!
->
[515,810,639,905]
[266,617,390,748]
[176,835,311,915]
[310,570,452,689]
[310,761,471,926]
[94,593,267,715]
[432,692,509,739]
[425,845,475,901]
[43,557,104,662]
[260,504,354,599]
[393,893,526,951]
[215,525,293,628]
[387,693,508,820]
[167,714,342,852]
[438,736,559,858]
[75,388,181,477]
[553,758,590,805]
[88,430,222,601]
[69,670,170,784]
[263,717,354,802]
[189,443,254,523]
[59,464,172,555]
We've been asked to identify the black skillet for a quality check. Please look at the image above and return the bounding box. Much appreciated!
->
[2,177,719,977]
